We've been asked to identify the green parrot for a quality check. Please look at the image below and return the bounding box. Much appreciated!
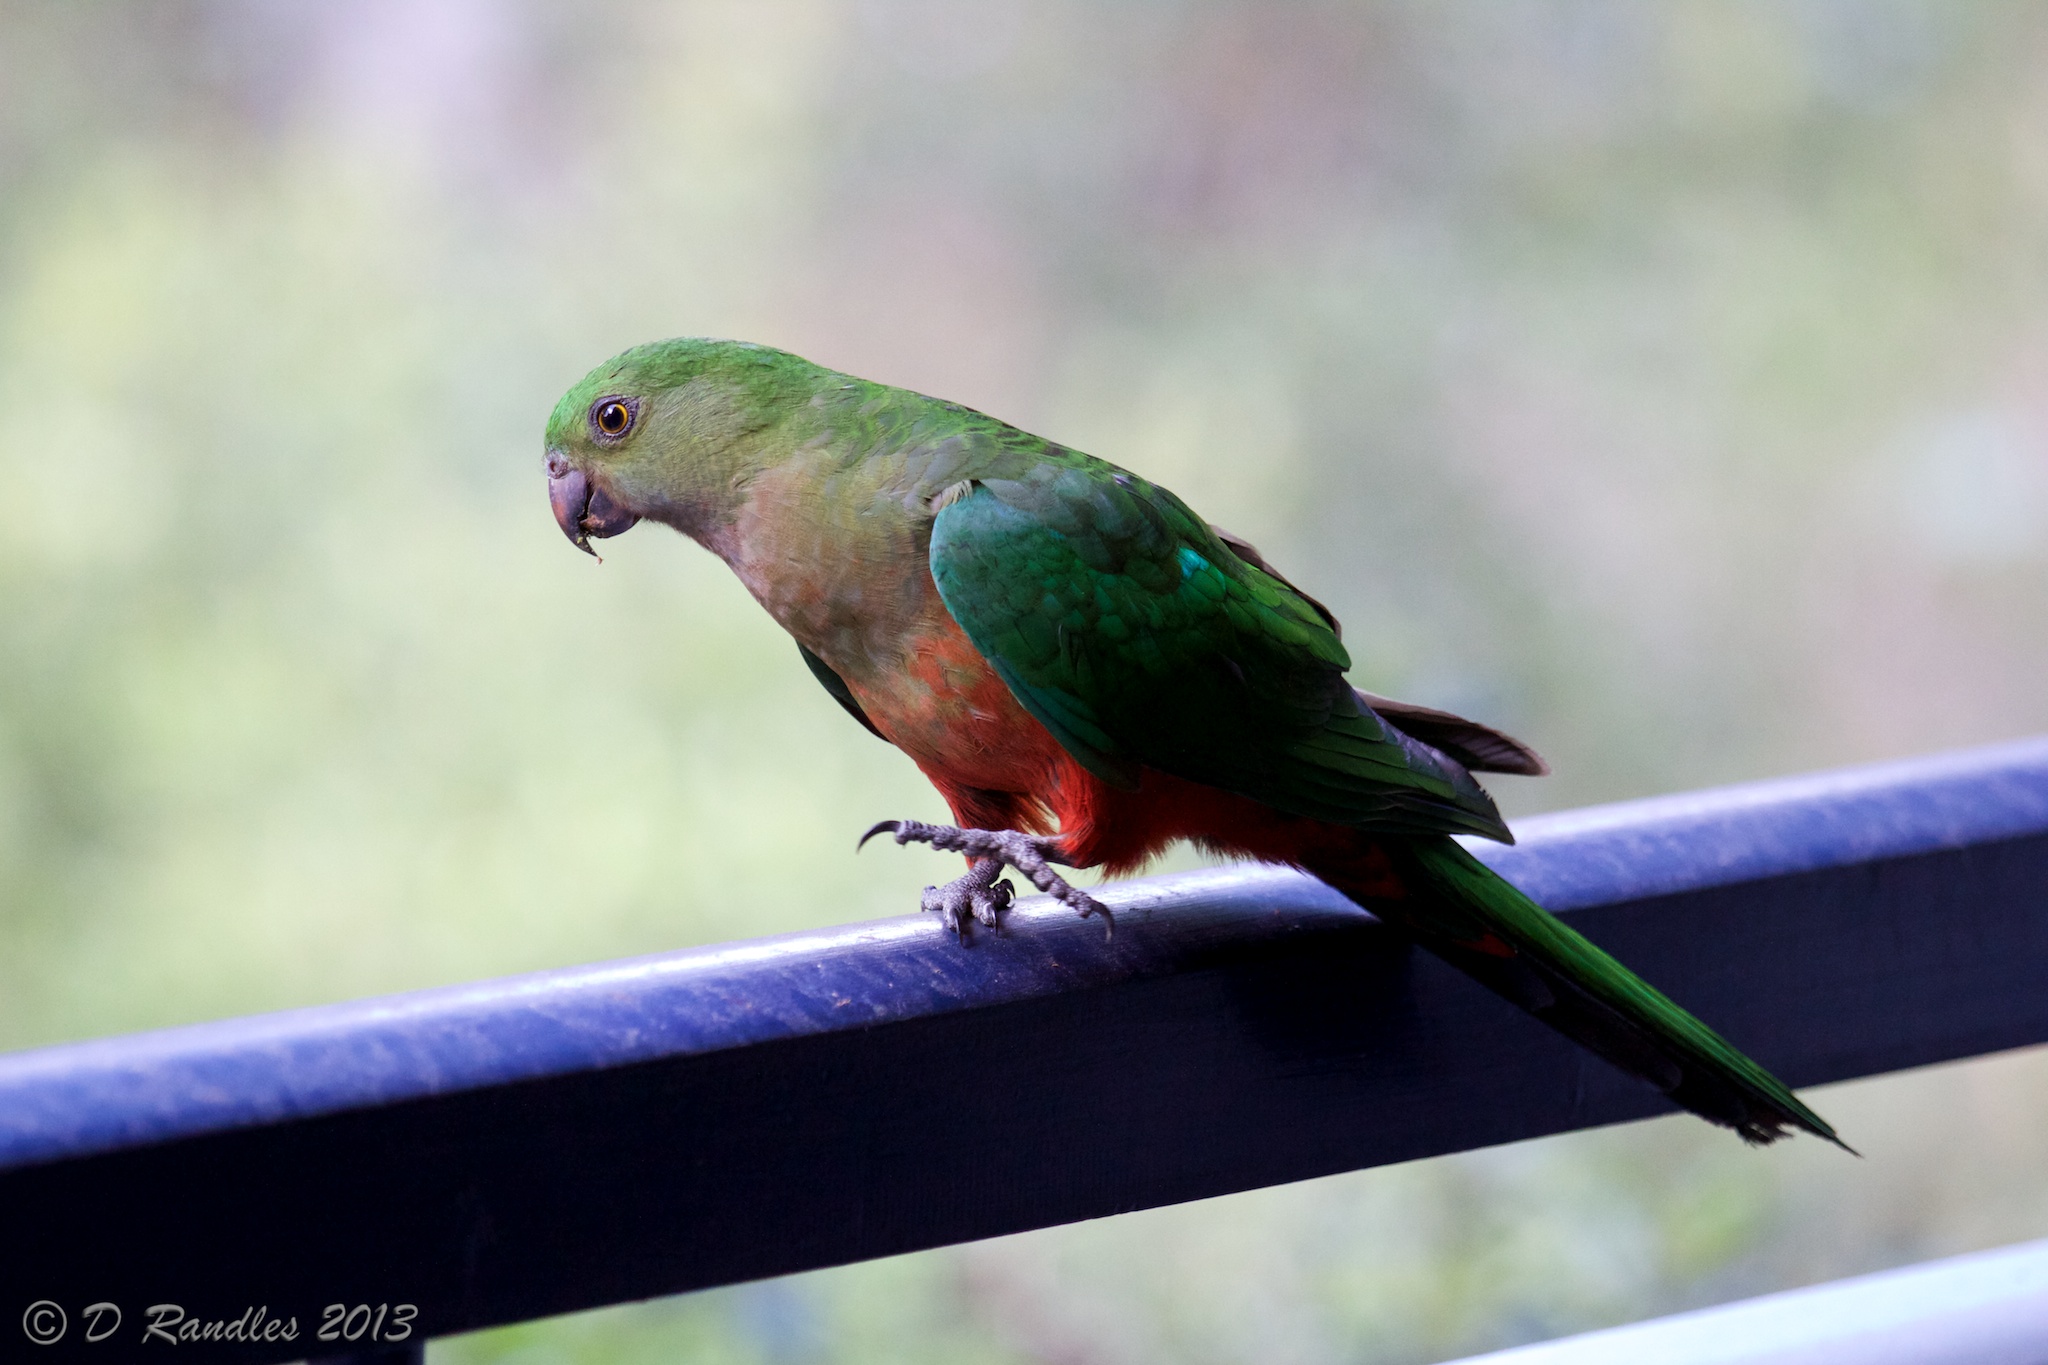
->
[544,337,1843,1148]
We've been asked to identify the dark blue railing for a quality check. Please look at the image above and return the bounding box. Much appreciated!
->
[6,737,2048,1364]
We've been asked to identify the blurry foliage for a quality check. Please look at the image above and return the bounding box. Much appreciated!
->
[4,1,2048,1361]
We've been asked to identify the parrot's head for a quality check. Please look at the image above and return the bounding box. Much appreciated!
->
[543,337,817,556]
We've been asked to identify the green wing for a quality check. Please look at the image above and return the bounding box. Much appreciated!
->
[798,643,886,741]
[927,464,1512,842]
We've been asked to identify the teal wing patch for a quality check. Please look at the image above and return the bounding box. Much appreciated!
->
[798,643,887,741]
[927,471,1511,841]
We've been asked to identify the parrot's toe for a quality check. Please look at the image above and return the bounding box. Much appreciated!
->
[919,857,1016,940]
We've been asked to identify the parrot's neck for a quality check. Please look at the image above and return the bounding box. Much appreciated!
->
[707,447,946,691]
[629,378,958,691]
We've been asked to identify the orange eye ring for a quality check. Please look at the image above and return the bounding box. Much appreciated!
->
[591,398,635,439]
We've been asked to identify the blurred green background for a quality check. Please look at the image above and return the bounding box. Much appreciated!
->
[6,1,2048,1360]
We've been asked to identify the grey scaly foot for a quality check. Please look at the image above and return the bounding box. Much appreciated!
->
[921,856,1015,937]
[858,820,1114,941]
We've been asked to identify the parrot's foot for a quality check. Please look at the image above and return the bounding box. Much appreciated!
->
[921,857,1015,937]
[858,820,1114,941]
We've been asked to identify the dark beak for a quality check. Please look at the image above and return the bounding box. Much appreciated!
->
[547,453,641,557]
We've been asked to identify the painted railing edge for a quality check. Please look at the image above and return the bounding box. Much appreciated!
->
[1438,1234,2048,1365]
[1471,732,2048,908]
[0,863,1362,1169]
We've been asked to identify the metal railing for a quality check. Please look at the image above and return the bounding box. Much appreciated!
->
[6,737,2048,1364]
[1444,1234,2048,1364]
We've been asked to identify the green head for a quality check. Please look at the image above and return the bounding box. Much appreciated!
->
[543,337,828,555]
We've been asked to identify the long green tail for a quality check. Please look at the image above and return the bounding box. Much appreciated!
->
[1319,835,1847,1148]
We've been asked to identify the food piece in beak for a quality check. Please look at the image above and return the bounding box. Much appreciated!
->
[547,454,640,556]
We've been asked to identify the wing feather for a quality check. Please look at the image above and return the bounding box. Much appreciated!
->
[928,471,1516,842]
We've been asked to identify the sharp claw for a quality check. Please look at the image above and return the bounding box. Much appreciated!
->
[858,820,903,851]
[1050,884,1115,940]
[971,880,1010,928]
[919,882,968,939]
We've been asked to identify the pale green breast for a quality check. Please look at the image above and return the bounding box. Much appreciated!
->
[721,447,949,687]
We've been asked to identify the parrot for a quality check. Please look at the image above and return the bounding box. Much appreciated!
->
[543,336,1843,1148]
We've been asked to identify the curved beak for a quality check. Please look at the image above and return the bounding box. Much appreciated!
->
[547,452,641,557]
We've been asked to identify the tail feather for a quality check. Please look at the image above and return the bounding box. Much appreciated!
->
[1311,834,1847,1149]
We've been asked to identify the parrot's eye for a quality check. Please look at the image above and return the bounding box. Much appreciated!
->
[591,398,637,440]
